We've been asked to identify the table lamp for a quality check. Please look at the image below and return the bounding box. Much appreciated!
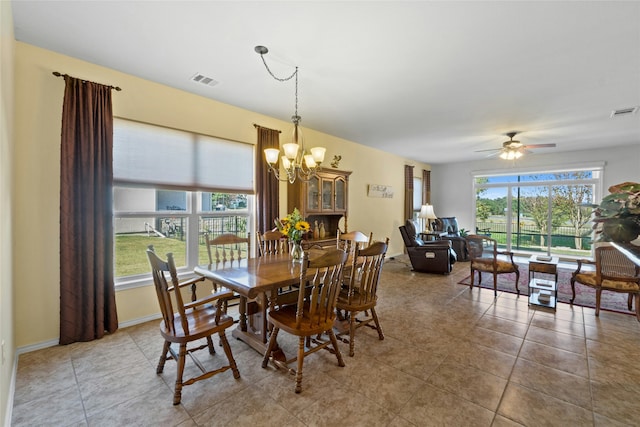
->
[419,204,437,233]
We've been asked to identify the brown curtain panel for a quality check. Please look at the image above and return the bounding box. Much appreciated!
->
[422,169,431,205]
[404,165,414,221]
[59,76,118,345]
[255,125,280,234]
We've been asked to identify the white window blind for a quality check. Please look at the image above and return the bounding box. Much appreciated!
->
[113,119,254,193]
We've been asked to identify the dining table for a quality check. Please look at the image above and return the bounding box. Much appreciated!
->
[194,252,320,359]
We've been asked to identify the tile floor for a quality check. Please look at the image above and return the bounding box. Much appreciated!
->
[11,255,640,426]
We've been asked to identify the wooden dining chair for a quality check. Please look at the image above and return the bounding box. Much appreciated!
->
[205,232,251,265]
[337,230,372,254]
[465,234,520,296]
[337,230,373,285]
[257,229,289,256]
[571,243,640,321]
[335,240,388,357]
[204,232,251,312]
[262,248,348,393]
[146,245,240,405]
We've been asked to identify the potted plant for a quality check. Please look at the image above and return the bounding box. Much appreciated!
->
[593,182,640,243]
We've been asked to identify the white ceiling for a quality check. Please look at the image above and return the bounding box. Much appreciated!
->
[11,1,640,164]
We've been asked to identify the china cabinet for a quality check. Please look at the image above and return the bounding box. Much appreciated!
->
[287,169,352,247]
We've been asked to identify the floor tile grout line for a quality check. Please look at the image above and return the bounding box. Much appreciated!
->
[69,349,90,426]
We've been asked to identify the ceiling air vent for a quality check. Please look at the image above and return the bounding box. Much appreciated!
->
[610,106,638,118]
[190,73,218,87]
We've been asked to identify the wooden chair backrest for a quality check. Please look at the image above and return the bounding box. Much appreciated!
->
[205,232,251,264]
[465,234,497,261]
[257,229,289,256]
[337,230,372,253]
[146,245,187,336]
[345,240,388,305]
[596,244,639,281]
[296,249,348,329]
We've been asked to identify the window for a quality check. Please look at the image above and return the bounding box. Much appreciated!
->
[412,176,422,223]
[113,119,254,287]
[473,166,602,259]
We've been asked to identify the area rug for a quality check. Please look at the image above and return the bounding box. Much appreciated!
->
[457,263,635,316]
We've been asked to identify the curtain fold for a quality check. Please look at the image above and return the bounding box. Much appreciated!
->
[404,165,414,221]
[59,76,118,345]
[422,169,431,205]
[255,125,280,234]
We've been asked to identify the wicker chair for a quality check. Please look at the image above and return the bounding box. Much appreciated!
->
[571,243,640,321]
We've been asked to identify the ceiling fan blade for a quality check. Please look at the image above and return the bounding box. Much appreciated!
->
[474,148,501,153]
[524,143,556,149]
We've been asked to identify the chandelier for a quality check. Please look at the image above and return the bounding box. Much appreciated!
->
[255,45,326,184]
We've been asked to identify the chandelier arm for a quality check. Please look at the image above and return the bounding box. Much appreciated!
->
[266,163,295,183]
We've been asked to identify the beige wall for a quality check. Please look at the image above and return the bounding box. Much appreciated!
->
[13,42,428,349]
[0,0,15,423]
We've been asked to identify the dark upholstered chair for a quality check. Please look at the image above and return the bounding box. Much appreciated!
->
[432,217,469,261]
[399,220,456,274]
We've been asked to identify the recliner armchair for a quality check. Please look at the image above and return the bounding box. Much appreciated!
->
[399,220,456,274]
[432,217,469,261]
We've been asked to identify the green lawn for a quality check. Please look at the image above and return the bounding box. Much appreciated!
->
[115,234,190,277]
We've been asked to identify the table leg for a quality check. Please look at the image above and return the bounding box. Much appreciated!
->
[267,288,286,362]
[238,296,248,332]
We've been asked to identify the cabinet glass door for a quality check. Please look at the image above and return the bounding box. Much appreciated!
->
[306,176,320,211]
[322,179,333,210]
[335,178,346,211]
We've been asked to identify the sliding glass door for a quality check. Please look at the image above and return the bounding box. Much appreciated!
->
[474,170,600,259]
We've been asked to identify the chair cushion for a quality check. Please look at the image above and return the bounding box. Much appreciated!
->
[575,272,640,291]
[574,272,598,287]
[471,258,518,273]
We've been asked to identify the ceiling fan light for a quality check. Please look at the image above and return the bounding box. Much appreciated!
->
[499,148,522,160]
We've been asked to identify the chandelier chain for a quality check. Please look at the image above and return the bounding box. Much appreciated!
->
[258,54,299,118]
[256,45,323,184]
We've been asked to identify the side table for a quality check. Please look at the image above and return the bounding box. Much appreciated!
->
[419,232,447,242]
[528,255,559,310]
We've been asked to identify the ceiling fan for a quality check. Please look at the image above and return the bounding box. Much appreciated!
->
[476,132,556,160]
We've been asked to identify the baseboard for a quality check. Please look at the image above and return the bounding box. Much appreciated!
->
[118,313,162,329]
[16,339,59,355]
[16,313,162,356]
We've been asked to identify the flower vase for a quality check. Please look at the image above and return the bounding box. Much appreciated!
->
[291,241,304,262]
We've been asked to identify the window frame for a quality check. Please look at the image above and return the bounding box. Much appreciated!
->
[112,119,255,290]
[472,163,603,259]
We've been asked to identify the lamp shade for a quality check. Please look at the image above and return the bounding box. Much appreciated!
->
[419,204,437,220]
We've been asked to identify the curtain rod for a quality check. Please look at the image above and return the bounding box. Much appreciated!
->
[253,123,281,133]
[52,71,122,91]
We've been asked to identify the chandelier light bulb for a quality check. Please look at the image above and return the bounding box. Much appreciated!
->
[283,143,299,160]
[264,148,280,165]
